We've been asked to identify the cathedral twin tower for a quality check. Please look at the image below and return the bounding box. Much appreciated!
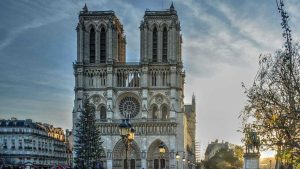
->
[73,3,196,169]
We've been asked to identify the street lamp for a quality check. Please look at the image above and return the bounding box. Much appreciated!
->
[182,154,185,169]
[159,142,165,169]
[159,142,166,155]
[119,119,135,169]
[176,152,180,169]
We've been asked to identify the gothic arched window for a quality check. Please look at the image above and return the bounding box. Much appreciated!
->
[152,27,158,62]
[162,27,168,63]
[161,105,169,120]
[152,105,158,119]
[89,28,95,63]
[100,106,106,120]
[100,28,106,63]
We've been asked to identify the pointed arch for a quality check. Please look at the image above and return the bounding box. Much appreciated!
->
[112,139,142,168]
[100,27,106,63]
[97,23,107,32]
[147,139,170,169]
[89,27,96,63]
[152,27,158,62]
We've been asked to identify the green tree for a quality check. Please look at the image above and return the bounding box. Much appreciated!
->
[204,147,243,169]
[241,45,300,168]
[241,1,300,168]
[74,100,104,169]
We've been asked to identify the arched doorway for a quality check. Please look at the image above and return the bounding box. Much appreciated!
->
[112,139,141,169]
[147,140,169,169]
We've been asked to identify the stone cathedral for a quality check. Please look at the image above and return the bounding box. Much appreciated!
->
[72,3,196,169]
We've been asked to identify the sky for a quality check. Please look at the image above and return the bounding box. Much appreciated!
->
[1,0,300,158]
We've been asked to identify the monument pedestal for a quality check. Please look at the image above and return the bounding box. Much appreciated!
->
[243,153,260,169]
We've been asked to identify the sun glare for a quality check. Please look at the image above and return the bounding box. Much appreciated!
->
[260,150,276,158]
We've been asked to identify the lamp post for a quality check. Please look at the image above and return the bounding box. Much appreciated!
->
[119,119,135,169]
[182,154,185,169]
[176,152,180,169]
[159,142,165,169]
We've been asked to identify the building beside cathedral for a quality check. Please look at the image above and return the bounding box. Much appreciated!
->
[72,3,196,169]
[0,118,68,168]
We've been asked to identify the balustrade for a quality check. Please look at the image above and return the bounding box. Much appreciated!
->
[97,119,176,135]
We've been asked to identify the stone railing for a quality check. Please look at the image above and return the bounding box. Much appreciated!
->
[97,119,177,136]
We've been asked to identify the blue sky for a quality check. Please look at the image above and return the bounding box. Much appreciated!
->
[1,0,300,158]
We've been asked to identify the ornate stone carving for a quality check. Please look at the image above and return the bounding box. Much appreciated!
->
[92,95,101,105]
[165,91,170,96]
[138,91,142,97]
[142,151,146,159]
[155,95,164,104]
[103,91,107,97]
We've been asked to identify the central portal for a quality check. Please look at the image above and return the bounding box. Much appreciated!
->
[112,139,141,169]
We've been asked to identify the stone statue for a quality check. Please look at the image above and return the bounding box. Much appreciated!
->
[244,126,260,153]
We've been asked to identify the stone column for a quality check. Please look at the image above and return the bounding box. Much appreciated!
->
[107,22,113,63]
[141,158,147,169]
[157,30,162,62]
[243,153,260,169]
[106,159,112,169]
[106,66,113,120]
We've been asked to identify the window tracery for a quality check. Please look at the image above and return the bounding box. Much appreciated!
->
[119,96,140,118]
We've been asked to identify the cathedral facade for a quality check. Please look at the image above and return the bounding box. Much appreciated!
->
[72,4,196,169]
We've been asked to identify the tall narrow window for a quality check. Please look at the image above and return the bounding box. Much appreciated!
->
[89,28,95,63]
[100,106,106,120]
[154,159,159,169]
[162,106,169,120]
[162,27,168,63]
[100,28,106,63]
[160,159,165,169]
[152,72,157,86]
[130,159,135,169]
[118,34,122,62]
[152,27,158,62]
[152,105,158,119]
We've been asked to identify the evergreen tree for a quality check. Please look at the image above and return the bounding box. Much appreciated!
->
[74,100,104,169]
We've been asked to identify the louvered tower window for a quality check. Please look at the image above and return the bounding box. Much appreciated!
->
[89,28,95,63]
[100,28,106,63]
[162,27,168,63]
[152,27,158,62]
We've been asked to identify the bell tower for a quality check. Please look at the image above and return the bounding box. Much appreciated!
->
[140,3,182,64]
[76,4,126,64]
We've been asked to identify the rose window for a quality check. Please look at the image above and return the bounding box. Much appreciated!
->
[119,96,140,118]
